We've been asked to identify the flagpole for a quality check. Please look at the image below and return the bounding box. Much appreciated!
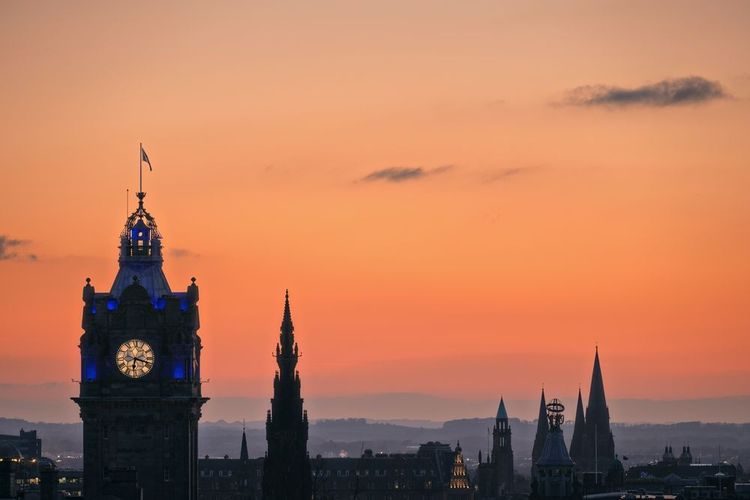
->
[139,142,143,193]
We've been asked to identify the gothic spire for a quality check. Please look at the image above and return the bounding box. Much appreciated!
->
[240,423,249,461]
[496,396,509,421]
[585,346,611,434]
[531,388,548,466]
[569,386,586,461]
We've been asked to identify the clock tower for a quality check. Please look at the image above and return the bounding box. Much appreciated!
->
[73,191,207,500]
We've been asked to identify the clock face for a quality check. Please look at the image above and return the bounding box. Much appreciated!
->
[116,339,155,378]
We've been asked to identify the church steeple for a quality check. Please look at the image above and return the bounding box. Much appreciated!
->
[240,423,249,461]
[579,347,616,474]
[569,387,586,462]
[532,388,548,468]
[585,347,611,435]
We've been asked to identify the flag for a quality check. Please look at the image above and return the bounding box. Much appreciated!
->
[141,146,152,171]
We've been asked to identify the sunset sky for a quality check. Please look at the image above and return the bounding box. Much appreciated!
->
[1,1,749,422]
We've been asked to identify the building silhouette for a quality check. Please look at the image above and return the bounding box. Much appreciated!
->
[477,397,515,498]
[73,191,207,500]
[531,389,548,476]
[530,399,580,500]
[262,291,312,499]
[568,348,615,478]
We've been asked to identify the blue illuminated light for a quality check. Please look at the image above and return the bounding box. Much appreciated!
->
[91,304,97,314]
[85,362,97,381]
[153,297,167,310]
[179,298,189,312]
[106,298,118,311]
[173,363,186,380]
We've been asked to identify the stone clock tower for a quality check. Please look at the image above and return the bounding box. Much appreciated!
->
[73,191,207,500]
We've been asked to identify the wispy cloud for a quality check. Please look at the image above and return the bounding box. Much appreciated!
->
[562,76,728,108]
[170,248,199,258]
[482,167,538,183]
[0,235,35,261]
[360,165,455,183]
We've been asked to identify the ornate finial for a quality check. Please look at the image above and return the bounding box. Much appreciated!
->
[285,288,289,300]
[191,277,196,283]
[86,277,91,284]
[132,275,139,283]
[546,398,566,430]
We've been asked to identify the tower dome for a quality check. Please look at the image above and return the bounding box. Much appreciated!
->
[110,191,172,299]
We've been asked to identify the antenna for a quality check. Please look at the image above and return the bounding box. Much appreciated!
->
[126,188,129,216]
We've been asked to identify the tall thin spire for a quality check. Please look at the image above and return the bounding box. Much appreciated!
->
[240,423,249,461]
[496,396,509,421]
[263,289,311,498]
[569,386,586,462]
[585,347,610,434]
[532,388,548,468]
[580,347,616,473]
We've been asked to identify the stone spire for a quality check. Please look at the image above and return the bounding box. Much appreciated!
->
[240,423,249,461]
[263,290,311,498]
[585,347,611,435]
[532,388,548,468]
[497,396,509,421]
[580,347,616,473]
[569,387,586,463]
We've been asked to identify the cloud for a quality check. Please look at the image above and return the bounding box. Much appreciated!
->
[0,235,31,261]
[170,248,199,258]
[562,76,728,107]
[360,165,455,183]
[481,166,541,184]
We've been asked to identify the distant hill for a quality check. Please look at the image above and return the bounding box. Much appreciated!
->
[3,417,749,475]
[3,384,750,424]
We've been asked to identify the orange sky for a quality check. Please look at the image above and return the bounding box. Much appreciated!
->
[1,1,749,417]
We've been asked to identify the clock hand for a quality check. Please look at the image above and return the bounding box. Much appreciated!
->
[133,356,152,365]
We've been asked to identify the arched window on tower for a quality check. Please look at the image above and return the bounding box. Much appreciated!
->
[130,220,151,256]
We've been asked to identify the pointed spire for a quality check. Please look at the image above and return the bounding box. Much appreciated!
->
[532,387,549,466]
[240,422,249,461]
[281,289,294,334]
[569,387,586,461]
[585,346,610,432]
[496,397,509,421]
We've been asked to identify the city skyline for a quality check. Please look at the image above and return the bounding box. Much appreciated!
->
[2,1,750,421]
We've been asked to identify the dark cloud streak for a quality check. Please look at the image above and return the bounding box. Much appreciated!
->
[360,165,454,183]
[563,76,727,107]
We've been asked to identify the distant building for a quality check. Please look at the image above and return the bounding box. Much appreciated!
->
[625,448,738,496]
[477,397,515,498]
[198,437,472,499]
[0,429,41,460]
